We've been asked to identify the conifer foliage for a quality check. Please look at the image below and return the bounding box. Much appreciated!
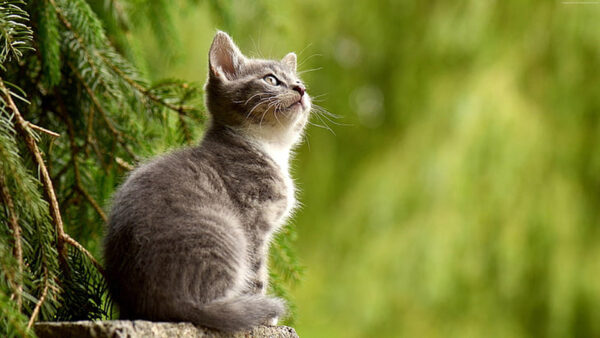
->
[0,0,214,335]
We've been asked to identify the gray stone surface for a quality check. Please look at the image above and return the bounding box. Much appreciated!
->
[35,320,299,338]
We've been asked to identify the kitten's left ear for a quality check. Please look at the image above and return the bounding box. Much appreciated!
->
[282,52,297,73]
[209,31,246,80]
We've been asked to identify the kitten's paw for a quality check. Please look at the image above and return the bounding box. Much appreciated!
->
[262,316,278,326]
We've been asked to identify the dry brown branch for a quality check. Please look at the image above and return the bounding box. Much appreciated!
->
[0,167,23,311]
[0,77,69,263]
[0,77,108,327]
[26,122,60,138]
[115,156,134,171]
[78,185,108,222]
[62,234,105,275]
[27,266,49,330]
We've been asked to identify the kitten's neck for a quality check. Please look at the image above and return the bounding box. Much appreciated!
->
[238,124,298,172]
[206,122,298,172]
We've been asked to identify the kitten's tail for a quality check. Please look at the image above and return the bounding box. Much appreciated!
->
[179,295,286,332]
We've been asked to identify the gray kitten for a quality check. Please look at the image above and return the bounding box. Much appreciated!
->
[104,31,310,331]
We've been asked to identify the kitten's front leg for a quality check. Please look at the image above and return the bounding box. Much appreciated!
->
[246,255,280,326]
[266,316,279,326]
[247,256,268,295]
[257,257,281,326]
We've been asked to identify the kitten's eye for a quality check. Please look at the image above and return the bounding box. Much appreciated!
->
[263,75,279,86]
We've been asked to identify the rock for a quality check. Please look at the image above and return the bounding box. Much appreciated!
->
[35,320,299,338]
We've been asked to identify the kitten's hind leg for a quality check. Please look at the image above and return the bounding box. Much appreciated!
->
[130,212,250,319]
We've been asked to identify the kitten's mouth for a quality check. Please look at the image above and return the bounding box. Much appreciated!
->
[286,99,305,110]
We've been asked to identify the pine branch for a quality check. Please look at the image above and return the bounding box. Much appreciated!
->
[62,111,107,222]
[50,0,120,99]
[82,104,95,157]
[67,61,138,161]
[35,0,62,87]
[26,121,60,138]
[0,166,23,312]
[62,234,104,276]
[0,76,106,325]
[51,0,202,152]
[101,54,194,116]
[179,115,193,144]
[0,76,68,266]
[0,0,34,62]
[26,265,48,329]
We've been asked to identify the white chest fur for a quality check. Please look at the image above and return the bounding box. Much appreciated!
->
[257,140,297,225]
[237,123,302,224]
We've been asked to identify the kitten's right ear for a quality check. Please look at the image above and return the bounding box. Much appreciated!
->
[282,52,297,73]
[209,31,245,80]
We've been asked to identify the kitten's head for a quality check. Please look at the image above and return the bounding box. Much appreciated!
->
[205,31,311,144]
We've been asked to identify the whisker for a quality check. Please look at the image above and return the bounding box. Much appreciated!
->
[273,103,283,126]
[312,104,341,119]
[297,67,323,75]
[298,53,322,69]
[260,100,280,127]
[296,43,314,58]
[311,112,336,135]
[244,93,266,105]
[308,119,335,135]
[259,108,270,127]
[315,111,349,127]
[250,36,264,59]
[247,97,277,119]
[310,93,328,100]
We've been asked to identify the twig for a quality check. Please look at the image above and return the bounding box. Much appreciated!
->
[27,266,49,330]
[0,77,69,266]
[26,122,60,138]
[0,77,108,327]
[115,156,134,171]
[62,234,105,275]
[77,185,107,222]
[0,167,23,311]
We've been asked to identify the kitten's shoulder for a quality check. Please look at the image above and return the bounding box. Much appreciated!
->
[115,147,204,195]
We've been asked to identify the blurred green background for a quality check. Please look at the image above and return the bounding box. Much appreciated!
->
[132,1,600,337]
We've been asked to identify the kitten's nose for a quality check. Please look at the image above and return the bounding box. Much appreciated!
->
[292,84,305,97]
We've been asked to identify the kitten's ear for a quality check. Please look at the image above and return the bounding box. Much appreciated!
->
[209,31,246,80]
[282,52,297,73]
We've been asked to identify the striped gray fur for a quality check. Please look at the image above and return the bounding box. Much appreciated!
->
[103,31,311,332]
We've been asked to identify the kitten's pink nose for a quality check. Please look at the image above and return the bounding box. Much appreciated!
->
[292,84,305,97]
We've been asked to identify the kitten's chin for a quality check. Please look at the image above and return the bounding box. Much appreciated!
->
[287,101,304,112]
[286,96,310,114]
